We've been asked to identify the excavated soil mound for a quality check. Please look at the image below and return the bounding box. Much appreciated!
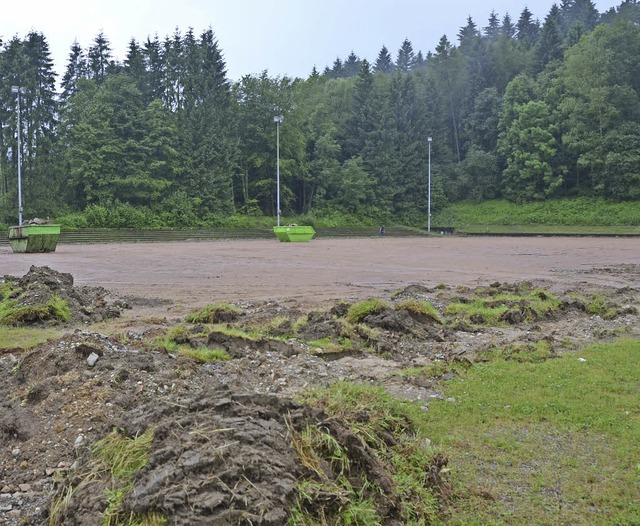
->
[2,266,129,325]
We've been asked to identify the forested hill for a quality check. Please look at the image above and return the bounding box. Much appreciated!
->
[1,1,639,228]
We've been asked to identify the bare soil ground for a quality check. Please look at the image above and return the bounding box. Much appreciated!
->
[1,236,639,311]
[1,236,639,525]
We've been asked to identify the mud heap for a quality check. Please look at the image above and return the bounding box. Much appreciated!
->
[1,265,129,325]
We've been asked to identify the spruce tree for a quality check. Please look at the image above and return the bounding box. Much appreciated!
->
[87,31,114,84]
[502,13,516,38]
[61,41,86,100]
[484,11,501,39]
[395,38,415,72]
[533,5,565,71]
[375,45,394,73]
[343,51,360,77]
[516,7,541,48]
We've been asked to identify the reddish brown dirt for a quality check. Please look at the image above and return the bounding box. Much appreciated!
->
[1,237,638,314]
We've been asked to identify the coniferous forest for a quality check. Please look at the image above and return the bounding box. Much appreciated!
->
[1,1,639,228]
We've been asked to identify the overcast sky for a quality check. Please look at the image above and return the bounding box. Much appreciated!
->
[3,0,622,82]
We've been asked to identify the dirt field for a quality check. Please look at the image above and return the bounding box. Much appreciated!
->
[1,236,638,311]
[1,236,639,525]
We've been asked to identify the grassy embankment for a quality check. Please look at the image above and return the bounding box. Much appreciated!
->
[432,198,640,235]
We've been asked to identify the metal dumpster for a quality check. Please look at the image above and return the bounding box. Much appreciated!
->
[273,225,315,242]
[8,224,61,253]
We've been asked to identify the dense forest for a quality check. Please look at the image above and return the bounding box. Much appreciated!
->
[1,0,639,227]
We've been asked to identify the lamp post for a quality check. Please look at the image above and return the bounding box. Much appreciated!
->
[274,115,284,226]
[11,86,26,226]
[427,136,432,233]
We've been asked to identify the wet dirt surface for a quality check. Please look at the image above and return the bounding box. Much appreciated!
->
[1,237,639,313]
[0,237,639,525]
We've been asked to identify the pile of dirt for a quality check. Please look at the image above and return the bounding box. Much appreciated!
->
[2,266,129,325]
[0,329,441,526]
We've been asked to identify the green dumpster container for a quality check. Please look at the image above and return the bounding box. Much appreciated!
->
[8,224,61,253]
[273,225,315,242]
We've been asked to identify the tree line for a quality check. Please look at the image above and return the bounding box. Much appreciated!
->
[0,0,639,227]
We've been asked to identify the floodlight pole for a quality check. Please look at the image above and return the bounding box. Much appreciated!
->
[274,115,284,226]
[11,86,26,225]
[428,136,432,233]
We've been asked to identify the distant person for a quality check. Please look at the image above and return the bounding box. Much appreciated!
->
[379,225,385,237]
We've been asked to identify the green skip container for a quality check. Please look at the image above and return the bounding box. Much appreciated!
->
[8,224,61,253]
[273,225,316,242]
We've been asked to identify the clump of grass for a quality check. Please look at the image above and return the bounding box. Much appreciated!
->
[295,382,444,524]
[152,324,199,352]
[346,299,389,324]
[165,324,191,343]
[0,294,72,326]
[50,428,161,526]
[94,428,158,526]
[178,347,231,363]
[184,302,242,324]
[584,293,620,320]
[207,325,259,341]
[425,338,640,524]
[445,298,508,325]
[93,428,154,484]
[396,298,443,324]
[291,316,308,333]
[445,288,560,327]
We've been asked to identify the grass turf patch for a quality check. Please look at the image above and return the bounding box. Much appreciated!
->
[294,382,444,525]
[0,293,72,326]
[444,288,560,327]
[424,338,640,525]
[184,302,242,324]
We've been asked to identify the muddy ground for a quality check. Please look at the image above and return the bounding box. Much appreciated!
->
[0,237,639,525]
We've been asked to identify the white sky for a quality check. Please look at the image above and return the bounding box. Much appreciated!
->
[2,0,622,82]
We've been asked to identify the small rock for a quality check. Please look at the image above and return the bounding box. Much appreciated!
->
[18,484,31,492]
[11,448,21,457]
[87,352,100,367]
[578,358,587,363]
[74,434,85,448]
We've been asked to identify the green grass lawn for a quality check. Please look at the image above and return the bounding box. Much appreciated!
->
[458,224,640,235]
[433,198,640,235]
[424,339,640,525]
